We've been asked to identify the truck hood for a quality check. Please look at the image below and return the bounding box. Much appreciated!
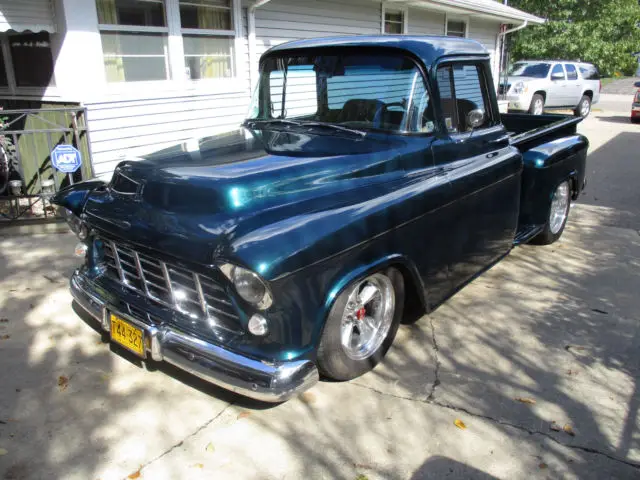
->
[77,126,426,273]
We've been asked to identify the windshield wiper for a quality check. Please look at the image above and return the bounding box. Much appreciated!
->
[243,119,366,138]
[243,119,304,128]
[299,122,367,138]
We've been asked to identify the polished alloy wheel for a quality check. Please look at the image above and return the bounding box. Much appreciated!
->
[549,182,570,234]
[580,99,590,117]
[533,99,544,115]
[340,273,395,360]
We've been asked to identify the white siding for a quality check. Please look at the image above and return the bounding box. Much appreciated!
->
[0,0,56,32]
[408,8,445,35]
[254,0,381,63]
[468,18,501,86]
[87,90,251,177]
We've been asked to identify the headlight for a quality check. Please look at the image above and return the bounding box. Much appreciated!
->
[512,82,528,95]
[220,264,272,310]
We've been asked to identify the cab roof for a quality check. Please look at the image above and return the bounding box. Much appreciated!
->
[263,35,489,67]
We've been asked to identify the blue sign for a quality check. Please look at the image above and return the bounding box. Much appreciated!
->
[51,145,82,174]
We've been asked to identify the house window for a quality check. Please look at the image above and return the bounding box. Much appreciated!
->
[446,20,466,38]
[384,9,405,34]
[179,0,235,80]
[96,0,170,82]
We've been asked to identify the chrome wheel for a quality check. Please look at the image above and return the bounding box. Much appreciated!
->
[340,273,395,360]
[549,182,570,234]
[533,98,544,115]
[580,98,591,117]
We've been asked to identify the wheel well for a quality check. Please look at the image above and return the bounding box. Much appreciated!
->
[569,175,580,200]
[534,91,546,102]
[392,263,425,324]
[583,90,593,100]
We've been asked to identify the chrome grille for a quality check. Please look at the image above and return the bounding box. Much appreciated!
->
[100,238,240,332]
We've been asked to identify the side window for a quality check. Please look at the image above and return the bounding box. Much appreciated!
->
[436,63,492,133]
[565,64,578,81]
[579,64,600,80]
[551,64,565,80]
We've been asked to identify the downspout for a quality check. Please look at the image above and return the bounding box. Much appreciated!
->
[248,0,273,91]
[497,20,528,99]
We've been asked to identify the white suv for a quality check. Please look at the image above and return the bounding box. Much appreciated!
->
[500,61,601,117]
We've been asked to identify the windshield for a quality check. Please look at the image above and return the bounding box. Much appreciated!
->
[246,51,434,134]
[509,62,551,78]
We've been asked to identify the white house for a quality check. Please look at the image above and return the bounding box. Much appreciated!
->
[0,0,543,178]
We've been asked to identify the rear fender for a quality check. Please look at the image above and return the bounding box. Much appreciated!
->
[519,134,588,226]
[51,180,107,216]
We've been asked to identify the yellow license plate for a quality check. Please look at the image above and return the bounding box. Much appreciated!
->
[110,313,145,357]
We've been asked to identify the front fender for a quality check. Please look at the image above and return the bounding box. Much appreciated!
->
[51,180,107,215]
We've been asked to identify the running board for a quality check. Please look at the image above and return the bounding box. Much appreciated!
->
[514,224,544,245]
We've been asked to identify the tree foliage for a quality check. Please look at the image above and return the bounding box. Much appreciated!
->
[508,0,640,76]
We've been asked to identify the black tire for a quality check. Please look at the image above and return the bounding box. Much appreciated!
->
[317,267,405,381]
[574,95,592,118]
[529,94,545,115]
[631,117,640,124]
[532,180,572,245]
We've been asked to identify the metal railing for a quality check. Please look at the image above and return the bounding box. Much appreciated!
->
[0,106,94,222]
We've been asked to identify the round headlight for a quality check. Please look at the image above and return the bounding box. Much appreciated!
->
[230,266,272,309]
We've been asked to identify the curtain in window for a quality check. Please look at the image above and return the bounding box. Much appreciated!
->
[197,6,230,30]
[96,0,118,24]
[97,1,125,81]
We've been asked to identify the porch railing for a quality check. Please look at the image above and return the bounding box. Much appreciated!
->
[0,106,94,223]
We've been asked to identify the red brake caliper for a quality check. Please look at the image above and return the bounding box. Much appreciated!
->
[356,307,366,321]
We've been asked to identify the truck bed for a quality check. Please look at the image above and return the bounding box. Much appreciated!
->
[501,113,583,150]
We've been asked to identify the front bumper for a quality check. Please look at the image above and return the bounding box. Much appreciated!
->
[70,271,318,402]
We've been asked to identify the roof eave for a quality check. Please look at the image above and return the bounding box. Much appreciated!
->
[407,0,546,25]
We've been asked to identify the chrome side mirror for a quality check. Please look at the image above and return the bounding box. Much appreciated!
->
[467,109,485,129]
[551,72,565,81]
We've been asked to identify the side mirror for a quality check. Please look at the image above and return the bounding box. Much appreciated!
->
[467,109,485,129]
[551,72,565,81]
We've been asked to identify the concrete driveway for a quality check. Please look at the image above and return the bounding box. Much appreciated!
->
[1,104,640,479]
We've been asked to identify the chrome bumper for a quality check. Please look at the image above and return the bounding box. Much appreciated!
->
[70,271,318,403]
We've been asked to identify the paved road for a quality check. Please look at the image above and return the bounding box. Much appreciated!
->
[1,107,639,480]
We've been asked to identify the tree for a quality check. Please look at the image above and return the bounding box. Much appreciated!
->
[508,0,640,76]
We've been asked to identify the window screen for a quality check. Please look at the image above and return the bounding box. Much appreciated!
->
[564,64,578,81]
[384,10,404,34]
[447,20,466,38]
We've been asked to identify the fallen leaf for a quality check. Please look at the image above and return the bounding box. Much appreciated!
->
[205,442,215,453]
[300,391,316,404]
[567,369,579,376]
[354,475,369,480]
[191,463,204,469]
[563,424,575,436]
[58,376,69,391]
[550,421,562,432]
[237,411,251,420]
[0,448,7,456]
[454,419,467,430]
[539,463,548,469]
[0,318,8,323]
[127,467,142,479]
[514,397,536,405]
[591,308,608,315]
[0,334,9,340]
[565,345,586,351]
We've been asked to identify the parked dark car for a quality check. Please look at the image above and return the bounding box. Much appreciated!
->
[631,90,640,123]
[54,36,589,402]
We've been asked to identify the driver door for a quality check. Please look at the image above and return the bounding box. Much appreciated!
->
[431,61,522,289]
